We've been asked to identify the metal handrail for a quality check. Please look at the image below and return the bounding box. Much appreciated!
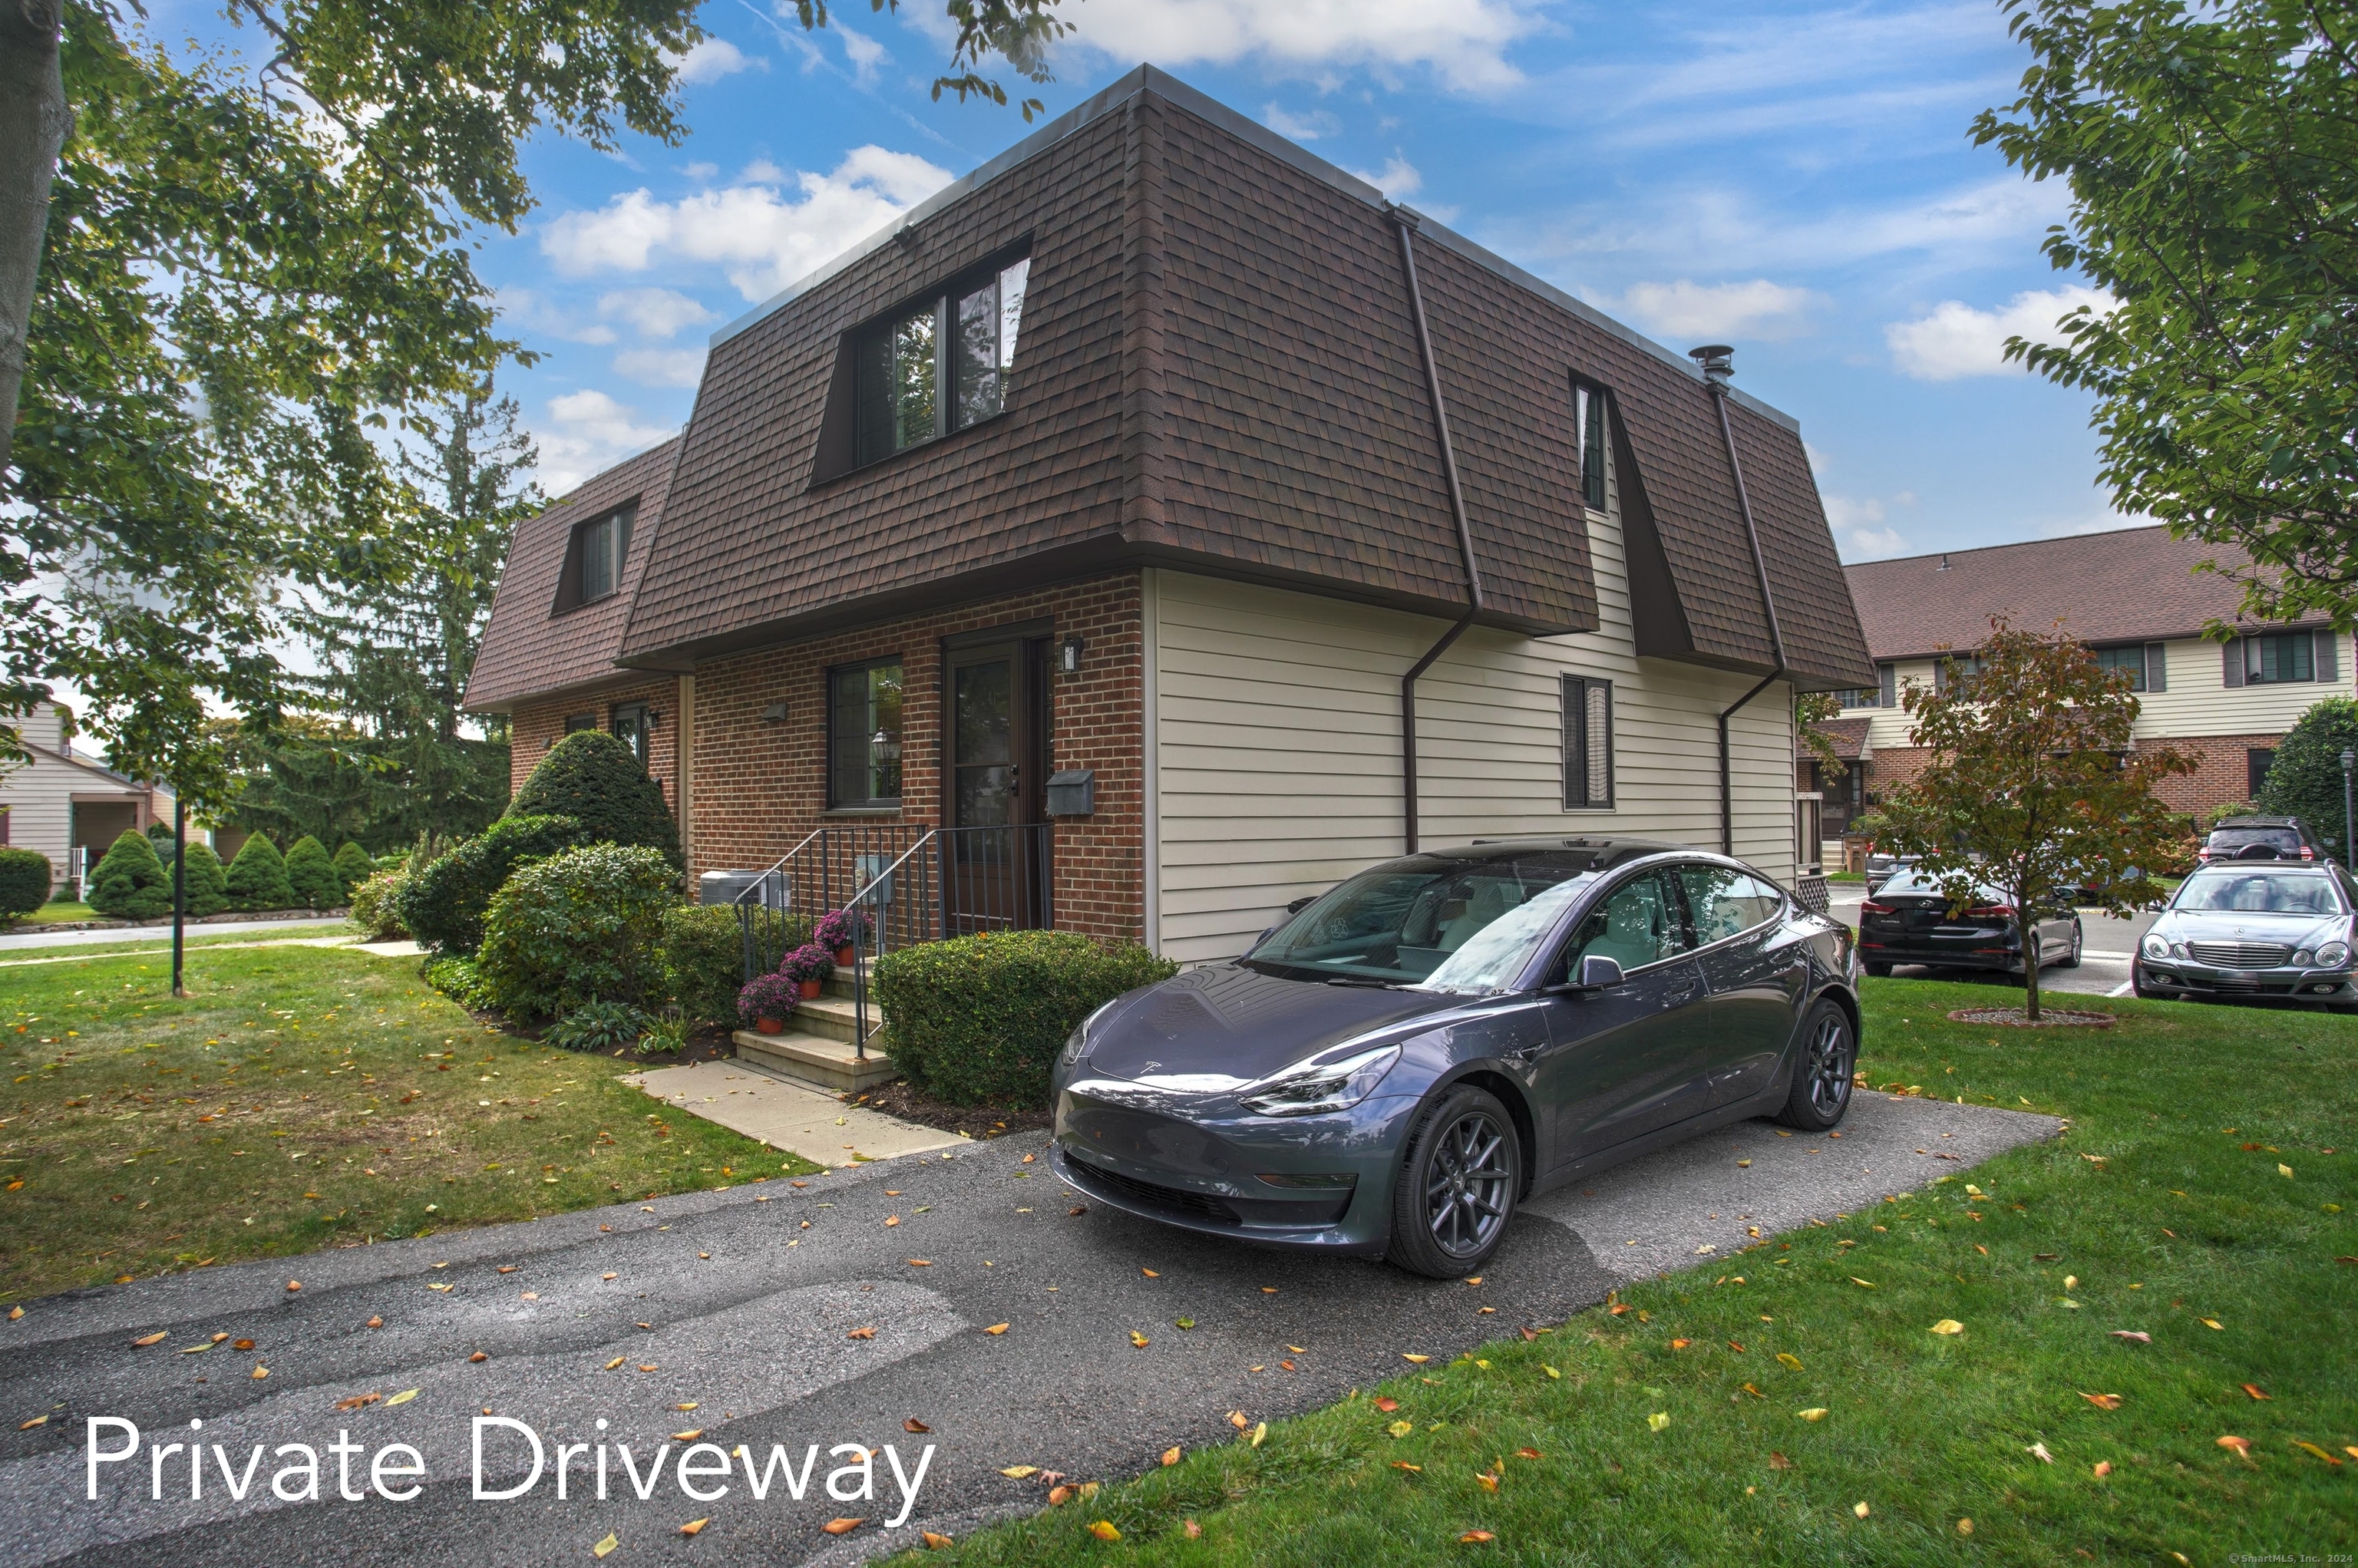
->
[731,829,825,906]
[842,830,937,1058]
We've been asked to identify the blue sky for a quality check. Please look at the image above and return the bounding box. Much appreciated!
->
[164,0,2134,562]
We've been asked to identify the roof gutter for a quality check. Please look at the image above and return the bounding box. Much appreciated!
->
[1693,345,1789,857]
[1389,205,1484,856]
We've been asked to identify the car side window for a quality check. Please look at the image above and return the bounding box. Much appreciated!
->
[1562,872,1685,974]
[1676,864,1781,944]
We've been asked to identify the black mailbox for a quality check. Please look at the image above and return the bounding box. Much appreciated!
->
[1045,768,1096,817]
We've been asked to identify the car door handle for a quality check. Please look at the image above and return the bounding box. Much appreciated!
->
[1664,979,1701,1004]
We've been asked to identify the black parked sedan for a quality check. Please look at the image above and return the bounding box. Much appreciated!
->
[1854,867,2083,978]
[1049,837,1863,1278]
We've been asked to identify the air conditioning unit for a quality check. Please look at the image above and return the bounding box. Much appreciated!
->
[698,869,788,909]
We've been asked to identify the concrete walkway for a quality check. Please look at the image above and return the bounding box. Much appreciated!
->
[0,936,421,969]
[625,1061,966,1167]
[0,1091,2059,1568]
[0,916,353,952]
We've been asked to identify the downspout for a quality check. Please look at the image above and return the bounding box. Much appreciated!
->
[1691,345,1789,857]
[1389,205,1485,855]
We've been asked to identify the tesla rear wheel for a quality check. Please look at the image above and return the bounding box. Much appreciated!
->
[2055,919,2083,969]
[1388,1085,1520,1279]
[1776,1000,1855,1131]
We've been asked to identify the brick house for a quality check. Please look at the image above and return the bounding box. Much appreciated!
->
[1821,525,2353,826]
[465,67,1871,966]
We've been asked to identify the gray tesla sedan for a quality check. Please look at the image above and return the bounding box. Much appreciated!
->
[1049,837,1863,1278]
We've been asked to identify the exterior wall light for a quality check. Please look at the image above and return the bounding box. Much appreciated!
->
[1057,635,1085,675]
[761,701,790,723]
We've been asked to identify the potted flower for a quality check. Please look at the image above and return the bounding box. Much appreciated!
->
[779,942,835,1000]
[737,972,799,1034]
[814,908,870,967]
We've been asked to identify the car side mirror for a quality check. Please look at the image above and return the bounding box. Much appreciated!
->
[1285,895,1317,914]
[1547,954,1626,993]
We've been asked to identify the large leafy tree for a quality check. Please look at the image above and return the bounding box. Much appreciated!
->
[1876,619,2195,1020]
[1973,0,2358,626]
[2255,696,2358,860]
[0,0,1065,810]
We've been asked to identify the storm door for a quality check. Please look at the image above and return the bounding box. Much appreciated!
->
[942,637,1051,932]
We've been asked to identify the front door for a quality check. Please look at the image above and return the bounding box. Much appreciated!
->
[1671,862,1807,1108]
[943,637,1051,932]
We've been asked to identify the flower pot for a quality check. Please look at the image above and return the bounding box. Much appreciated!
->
[753,1016,787,1035]
[798,977,824,1000]
[833,945,855,967]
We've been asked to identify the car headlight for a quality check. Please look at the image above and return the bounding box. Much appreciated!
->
[2140,933,2170,960]
[2318,941,2350,968]
[1238,1044,1402,1117]
[1059,1002,1117,1069]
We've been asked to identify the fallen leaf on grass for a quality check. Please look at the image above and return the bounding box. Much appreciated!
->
[822,1518,863,1535]
[2026,1442,2053,1463]
[1475,1471,1498,1493]
[1849,1277,1877,1289]
[1458,1531,1494,1544]
[1768,1452,1792,1471]
[1797,1408,1828,1422]
[2110,1331,2151,1345]
[2294,1441,2344,1466]
[1543,1366,1560,1380]
[1930,1319,1964,1336]
[1374,1397,1399,1413]
[1161,1446,1181,1466]
[131,1332,167,1348]
[1776,1353,1804,1371]
[1670,1339,1690,1350]
[1047,1485,1073,1507]
[2243,1384,2269,1401]
[1646,1411,1671,1431]
[922,1533,953,1550]
[847,1327,877,1340]
[1088,1521,1120,1542]
[2218,1434,2253,1461]
[1388,1420,1413,1439]
[2082,1393,2123,1410]
[2093,1461,2112,1477]
[1515,1448,1542,1460]
[2201,1319,2223,1331]
[679,1520,706,1536]
[1392,1461,1422,1473]
[1184,1520,1203,1539]
[1250,1422,1267,1448]
[1852,1501,1870,1519]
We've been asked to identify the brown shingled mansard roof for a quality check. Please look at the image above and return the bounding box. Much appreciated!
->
[463,436,680,713]
[474,67,1871,704]
[1842,524,2318,662]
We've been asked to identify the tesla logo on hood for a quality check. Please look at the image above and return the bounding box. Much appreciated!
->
[1141,1061,1163,1074]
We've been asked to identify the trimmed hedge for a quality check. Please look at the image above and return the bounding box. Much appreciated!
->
[224,834,292,911]
[659,903,780,1026]
[88,829,171,919]
[507,729,682,869]
[0,847,51,919]
[395,814,585,956]
[873,930,1177,1106]
[284,834,342,909]
[179,841,229,916]
[475,843,679,1018]
[332,840,375,900]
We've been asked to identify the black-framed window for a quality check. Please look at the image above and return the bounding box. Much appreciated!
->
[563,712,598,734]
[612,701,654,768]
[827,658,905,808]
[2093,644,2147,691]
[854,254,1031,467]
[1562,675,1614,810]
[1574,381,1609,511]
[2248,748,2276,797]
[554,503,633,612]
[2247,632,2314,684]
[1832,685,1877,709]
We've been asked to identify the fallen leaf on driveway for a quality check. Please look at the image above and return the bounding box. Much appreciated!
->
[18,1416,46,1430]
[603,1358,625,1371]
[2081,1393,2123,1410]
[904,1418,930,1433]
[983,1323,1009,1335]
[823,1518,863,1535]
[1229,1411,1249,1430]
[679,1520,706,1537]
[251,1366,269,1381]
[847,1327,877,1340]
[1175,1317,1195,1330]
[907,1259,931,1267]
[385,1389,418,1407]
[671,1430,702,1441]
[1068,1207,1087,1216]
[922,1532,953,1549]
[468,1352,487,1364]
[365,1317,382,1330]
[593,1533,618,1558]
[999,1466,1038,1478]
[1047,1484,1073,1507]
[1402,1354,1430,1365]
[883,1217,900,1228]
[131,1332,166,1348]
[2110,1331,2151,1345]
[1141,1268,1158,1277]
[334,1392,381,1412]
[1162,1446,1181,1465]
[1130,1331,1150,1348]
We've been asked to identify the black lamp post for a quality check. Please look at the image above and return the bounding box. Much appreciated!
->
[170,794,187,999]
[2341,747,2355,873]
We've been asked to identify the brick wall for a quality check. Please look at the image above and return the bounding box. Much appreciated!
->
[689,574,1146,942]
[509,675,685,812]
[1865,731,2284,824]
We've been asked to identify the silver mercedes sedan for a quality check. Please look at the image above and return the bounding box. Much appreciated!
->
[2134,861,2358,1008]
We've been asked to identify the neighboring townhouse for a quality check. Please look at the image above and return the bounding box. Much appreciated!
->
[0,702,180,897]
[1827,526,2351,823]
[465,66,1872,964]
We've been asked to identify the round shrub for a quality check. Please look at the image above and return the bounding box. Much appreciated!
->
[223,834,292,911]
[2257,697,2358,855]
[87,828,171,919]
[0,847,52,919]
[348,867,410,940]
[507,729,682,869]
[395,814,586,956]
[283,834,342,909]
[475,843,680,1018]
[332,840,375,900]
[872,931,1178,1106]
[660,902,774,1026]
[178,840,230,917]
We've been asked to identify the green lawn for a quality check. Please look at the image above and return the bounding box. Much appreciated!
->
[0,944,818,1302]
[920,982,2357,1566]
[24,901,95,923]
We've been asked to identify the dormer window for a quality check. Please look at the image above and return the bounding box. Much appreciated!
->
[1574,381,1609,511]
[853,253,1031,467]
[554,502,634,613]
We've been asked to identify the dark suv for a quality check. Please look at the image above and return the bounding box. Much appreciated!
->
[2201,816,2327,865]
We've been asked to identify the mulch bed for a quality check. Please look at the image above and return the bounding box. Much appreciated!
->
[1947,1006,2118,1028]
[845,1078,1052,1141]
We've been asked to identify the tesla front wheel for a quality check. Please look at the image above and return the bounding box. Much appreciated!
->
[1388,1084,1520,1279]
[1776,999,1855,1131]
[2055,919,2083,969]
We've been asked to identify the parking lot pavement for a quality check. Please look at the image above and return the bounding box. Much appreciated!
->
[1824,886,2157,998]
[0,1095,2057,1568]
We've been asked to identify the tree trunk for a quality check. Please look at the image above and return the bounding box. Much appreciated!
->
[0,0,69,479]
[2019,907,2042,1021]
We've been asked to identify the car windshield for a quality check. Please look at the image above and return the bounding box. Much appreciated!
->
[2173,869,2345,916]
[2207,826,2302,857]
[1247,853,1597,991]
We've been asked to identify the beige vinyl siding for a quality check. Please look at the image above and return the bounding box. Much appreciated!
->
[1151,464,1797,962]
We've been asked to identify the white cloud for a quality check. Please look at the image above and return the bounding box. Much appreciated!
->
[540,146,953,301]
[1617,279,1823,344]
[838,27,886,82]
[1059,0,1537,92]
[1346,154,1422,199]
[1884,286,2110,381]
[1823,494,1914,560]
[613,347,709,388]
[537,390,675,494]
[598,286,718,340]
[673,36,763,84]
[1264,103,1337,140]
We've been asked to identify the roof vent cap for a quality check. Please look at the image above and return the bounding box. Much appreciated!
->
[1937,553,1951,569]
[1688,344,1734,386]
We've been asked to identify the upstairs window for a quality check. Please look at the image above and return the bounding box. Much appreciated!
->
[854,255,1031,467]
[1574,381,1609,511]
[2247,631,2314,684]
[828,658,905,808]
[1561,675,1614,810]
[2093,645,2147,691]
[554,503,633,613]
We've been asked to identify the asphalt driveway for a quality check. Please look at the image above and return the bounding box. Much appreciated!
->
[0,1092,2059,1567]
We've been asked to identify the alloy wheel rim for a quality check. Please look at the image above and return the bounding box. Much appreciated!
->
[1806,1014,1852,1117]
[1424,1110,1511,1256]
